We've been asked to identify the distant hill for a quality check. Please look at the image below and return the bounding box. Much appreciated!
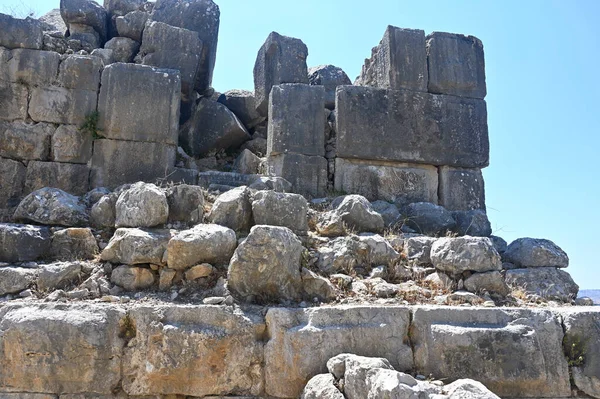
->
[579,289,600,305]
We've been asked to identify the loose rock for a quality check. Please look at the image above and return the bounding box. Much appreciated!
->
[115,182,169,228]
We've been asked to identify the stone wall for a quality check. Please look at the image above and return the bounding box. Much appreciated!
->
[0,301,597,398]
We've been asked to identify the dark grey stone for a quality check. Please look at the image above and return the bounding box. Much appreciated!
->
[14,187,89,227]
[253,31,308,116]
[505,267,578,302]
[356,26,427,92]
[150,0,220,93]
[0,14,44,50]
[115,10,148,42]
[426,32,486,99]
[166,184,204,224]
[267,84,325,157]
[0,223,51,262]
[439,166,486,211]
[97,63,181,144]
[490,235,507,254]
[67,23,102,48]
[336,86,489,168]
[217,89,264,130]
[268,153,327,198]
[24,161,89,196]
[403,202,456,236]
[371,200,401,228]
[197,171,255,188]
[451,209,491,237]
[179,98,250,157]
[0,157,26,208]
[137,20,202,98]
[104,0,145,39]
[307,64,351,109]
[60,0,108,44]
[104,37,139,62]
[503,237,569,268]
[0,121,54,161]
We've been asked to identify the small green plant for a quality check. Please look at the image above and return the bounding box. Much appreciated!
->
[118,314,137,342]
[563,335,586,367]
[80,111,101,139]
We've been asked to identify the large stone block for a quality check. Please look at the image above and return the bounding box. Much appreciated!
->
[60,0,108,44]
[438,166,486,211]
[253,32,309,116]
[0,48,61,86]
[150,0,220,93]
[411,306,571,398]
[138,21,203,98]
[97,63,181,144]
[0,303,125,394]
[29,86,97,125]
[122,305,264,397]
[356,25,427,92]
[334,158,438,205]
[0,81,28,121]
[0,223,51,262]
[267,84,325,157]
[90,139,176,188]
[0,14,44,50]
[336,86,489,168]
[426,32,486,99]
[0,120,55,161]
[268,153,327,198]
[25,161,89,195]
[51,124,93,164]
[57,54,104,91]
[264,306,414,398]
[0,157,26,208]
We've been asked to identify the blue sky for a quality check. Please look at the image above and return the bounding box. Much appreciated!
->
[4,0,600,289]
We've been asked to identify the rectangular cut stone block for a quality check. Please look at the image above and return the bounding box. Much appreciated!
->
[122,305,264,397]
[0,157,26,208]
[90,139,176,189]
[25,161,89,195]
[98,63,181,144]
[57,54,104,91]
[0,121,55,161]
[357,26,427,91]
[336,86,489,168]
[411,306,571,398]
[29,86,97,125]
[197,171,256,188]
[426,32,486,99]
[267,84,325,157]
[0,48,61,86]
[0,303,125,394]
[0,14,43,50]
[264,306,414,398]
[0,81,28,121]
[334,158,438,206]
[0,223,51,262]
[51,124,93,164]
[268,153,327,198]
[438,166,485,211]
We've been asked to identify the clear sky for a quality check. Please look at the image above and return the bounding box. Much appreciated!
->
[3,0,600,289]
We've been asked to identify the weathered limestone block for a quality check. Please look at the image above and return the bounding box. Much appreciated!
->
[166,184,204,223]
[104,0,145,38]
[111,265,155,290]
[90,139,176,188]
[29,86,97,125]
[264,306,413,398]
[254,31,309,116]
[411,306,570,397]
[426,32,486,99]
[267,84,325,157]
[0,303,125,394]
[167,224,237,270]
[228,225,304,302]
[0,48,61,86]
[116,10,149,42]
[138,21,203,98]
[50,227,98,260]
[98,63,181,144]
[317,195,384,237]
[503,237,569,268]
[24,161,89,195]
[180,98,250,157]
[217,89,264,130]
[90,47,114,64]
[0,81,28,121]
[0,267,37,295]
[150,0,220,92]
[356,26,427,92]
[57,54,104,91]
[439,166,486,211]
[404,236,437,265]
[308,64,351,110]
[60,0,108,44]
[251,190,308,233]
[122,305,264,396]
[0,157,26,208]
[430,236,501,274]
[101,228,172,265]
[0,223,51,262]
[560,308,600,398]
[0,120,55,161]
[115,182,169,228]
[68,23,102,48]
[336,86,489,168]
[268,153,327,198]
[14,187,89,226]
[197,171,255,188]
[233,149,261,174]
[463,270,509,296]
[301,373,344,399]
[505,267,578,302]
[104,37,139,63]
[0,14,44,50]
[334,158,438,205]
[208,186,252,232]
[37,261,83,291]
[52,124,93,164]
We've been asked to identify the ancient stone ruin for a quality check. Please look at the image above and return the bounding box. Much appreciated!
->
[0,0,598,398]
